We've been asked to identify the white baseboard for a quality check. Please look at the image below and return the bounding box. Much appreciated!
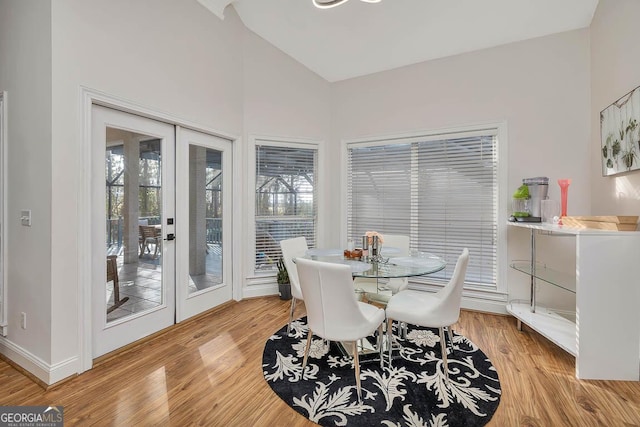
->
[409,282,508,315]
[242,283,279,299]
[461,296,508,315]
[0,336,78,385]
[242,282,508,315]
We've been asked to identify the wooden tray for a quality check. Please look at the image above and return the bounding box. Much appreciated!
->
[561,216,638,231]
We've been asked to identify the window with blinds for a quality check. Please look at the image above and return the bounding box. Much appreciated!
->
[255,143,317,272]
[347,129,498,288]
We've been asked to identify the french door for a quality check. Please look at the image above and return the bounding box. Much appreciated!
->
[91,106,233,358]
[176,128,232,321]
[92,105,176,357]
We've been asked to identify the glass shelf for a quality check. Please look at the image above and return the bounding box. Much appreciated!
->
[510,261,576,294]
[507,300,576,356]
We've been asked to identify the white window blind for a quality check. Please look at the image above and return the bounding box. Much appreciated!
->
[347,130,498,288]
[255,143,317,271]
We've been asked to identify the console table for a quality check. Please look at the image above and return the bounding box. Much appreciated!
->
[508,221,640,380]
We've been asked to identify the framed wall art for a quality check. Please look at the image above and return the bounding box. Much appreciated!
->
[601,85,640,176]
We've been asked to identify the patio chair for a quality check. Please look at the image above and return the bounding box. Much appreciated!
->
[106,255,129,313]
[139,225,161,258]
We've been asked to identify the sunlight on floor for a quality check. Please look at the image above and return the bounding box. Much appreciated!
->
[199,333,245,385]
[115,367,169,425]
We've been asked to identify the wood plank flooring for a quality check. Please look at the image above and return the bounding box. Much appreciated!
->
[1,296,639,426]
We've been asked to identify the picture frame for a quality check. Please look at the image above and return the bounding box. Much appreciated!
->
[600,85,640,176]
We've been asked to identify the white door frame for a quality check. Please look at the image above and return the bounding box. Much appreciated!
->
[78,87,242,372]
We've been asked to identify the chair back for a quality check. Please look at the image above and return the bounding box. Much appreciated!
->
[296,258,374,342]
[382,234,410,293]
[140,225,159,240]
[280,237,308,300]
[434,248,469,326]
[382,234,410,256]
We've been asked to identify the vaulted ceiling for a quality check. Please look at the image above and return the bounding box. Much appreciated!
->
[199,0,599,82]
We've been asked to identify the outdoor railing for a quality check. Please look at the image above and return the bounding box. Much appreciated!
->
[107,216,222,248]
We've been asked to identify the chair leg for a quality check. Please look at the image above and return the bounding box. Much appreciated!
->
[386,317,393,367]
[287,298,297,335]
[446,325,455,356]
[377,324,384,368]
[353,341,362,404]
[439,327,449,381]
[301,329,313,380]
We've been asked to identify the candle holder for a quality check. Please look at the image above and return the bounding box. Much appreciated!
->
[558,179,571,218]
[371,235,379,257]
[362,236,369,258]
[363,232,386,263]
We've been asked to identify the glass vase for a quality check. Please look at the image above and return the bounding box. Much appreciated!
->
[558,179,571,217]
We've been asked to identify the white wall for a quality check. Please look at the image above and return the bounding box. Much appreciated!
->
[46,0,331,375]
[242,30,331,140]
[0,0,330,382]
[49,0,245,372]
[241,28,332,292]
[590,0,640,215]
[0,0,54,366]
[331,29,591,305]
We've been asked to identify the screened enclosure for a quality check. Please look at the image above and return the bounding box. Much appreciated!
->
[255,143,317,271]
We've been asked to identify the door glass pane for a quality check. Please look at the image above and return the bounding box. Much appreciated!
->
[105,127,163,322]
[188,145,223,294]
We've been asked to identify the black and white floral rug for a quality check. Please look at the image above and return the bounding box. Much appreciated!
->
[262,317,501,426]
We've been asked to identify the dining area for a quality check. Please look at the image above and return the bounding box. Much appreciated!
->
[263,234,501,425]
[281,232,469,368]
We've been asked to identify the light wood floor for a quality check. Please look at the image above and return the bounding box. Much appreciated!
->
[1,297,640,426]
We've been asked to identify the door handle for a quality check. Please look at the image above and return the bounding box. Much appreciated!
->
[164,233,175,241]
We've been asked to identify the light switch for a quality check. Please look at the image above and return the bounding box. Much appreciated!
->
[20,210,31,226]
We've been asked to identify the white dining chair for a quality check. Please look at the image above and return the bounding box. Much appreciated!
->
[385,248,469,380]
[296,258,386,404]
[280,236,308,335]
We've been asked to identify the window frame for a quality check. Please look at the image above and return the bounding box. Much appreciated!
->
[248,135,322,278]
[341,122,509,297]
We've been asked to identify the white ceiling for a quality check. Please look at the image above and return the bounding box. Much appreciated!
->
[203,0,599,82]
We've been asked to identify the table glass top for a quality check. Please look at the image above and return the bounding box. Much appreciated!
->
[303,251,446,278]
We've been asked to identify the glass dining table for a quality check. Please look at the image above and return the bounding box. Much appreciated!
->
[300,247,447,359]
[303,247,446,281]
[302,248,446,304]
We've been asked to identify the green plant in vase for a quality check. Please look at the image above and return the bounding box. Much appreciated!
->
[512,184,530,217]
[276,258,289,285]
[612,138,621,158]
[621,119,638,170]
[602,134,611,159]
[276,257,292,300]
[603,133,614,169]
[626,117,639,152]
[621,150,635,169]
[611,130,622,169]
